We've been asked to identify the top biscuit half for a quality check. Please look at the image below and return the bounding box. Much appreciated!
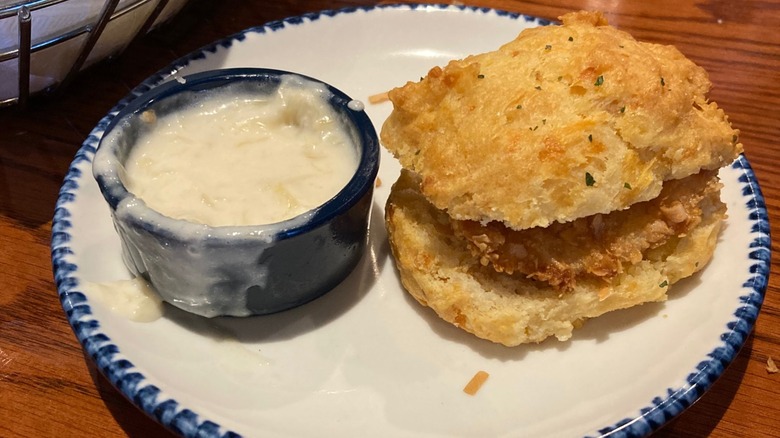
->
[380,11,742,230]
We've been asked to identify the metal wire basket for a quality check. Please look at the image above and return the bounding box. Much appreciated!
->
[0,0,190,107]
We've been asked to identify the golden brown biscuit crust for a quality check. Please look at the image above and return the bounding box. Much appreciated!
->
[381,11,741,230]
[385,169,725,346]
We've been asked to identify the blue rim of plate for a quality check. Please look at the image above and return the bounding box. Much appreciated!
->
[50,4,770,438]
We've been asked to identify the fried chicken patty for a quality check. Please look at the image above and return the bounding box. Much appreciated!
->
[381,11,741,230]
[451,170,725,290]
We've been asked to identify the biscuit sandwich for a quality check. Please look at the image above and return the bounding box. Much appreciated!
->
[381,11,743,346]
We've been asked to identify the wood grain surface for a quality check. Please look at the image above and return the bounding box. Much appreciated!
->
[0,0,778,436]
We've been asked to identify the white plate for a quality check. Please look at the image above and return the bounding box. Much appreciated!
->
[52,4,770,438]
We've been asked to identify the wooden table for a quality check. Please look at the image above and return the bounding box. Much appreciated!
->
[1,0,778,436]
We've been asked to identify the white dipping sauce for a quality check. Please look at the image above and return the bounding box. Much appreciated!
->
[84,278,165,322]
[124,76,359,227]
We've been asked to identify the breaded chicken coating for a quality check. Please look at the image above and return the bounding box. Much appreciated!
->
[451,170,725,290]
